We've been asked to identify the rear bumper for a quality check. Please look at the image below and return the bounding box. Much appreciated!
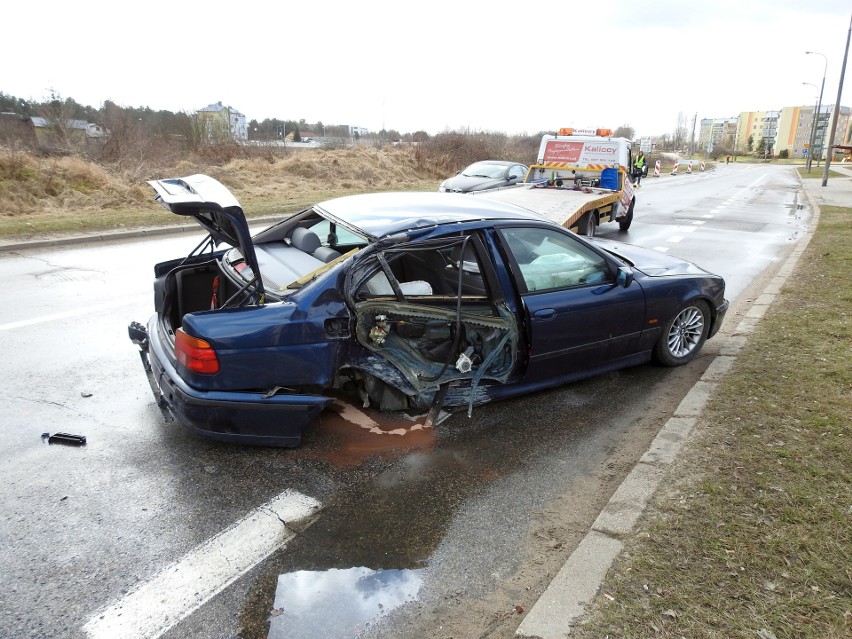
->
[129,318,332,447]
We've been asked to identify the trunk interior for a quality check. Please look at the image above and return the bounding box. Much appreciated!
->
[154,255,238,334]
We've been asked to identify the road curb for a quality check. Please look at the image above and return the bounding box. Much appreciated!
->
[516,176,824,639]
[0,216,282,253]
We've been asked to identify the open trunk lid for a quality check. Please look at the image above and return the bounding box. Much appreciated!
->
[148,174,264,299]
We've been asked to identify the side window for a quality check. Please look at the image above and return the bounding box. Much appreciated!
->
[308,219,368,249]
[355,237,491,299]
[499,227,612,292]
[509,165,526,180]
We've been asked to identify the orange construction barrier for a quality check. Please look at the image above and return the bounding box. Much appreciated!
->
[687,161,693,174]
[700,161,706,171]
[671,160,679,175]
[653,160,661,177]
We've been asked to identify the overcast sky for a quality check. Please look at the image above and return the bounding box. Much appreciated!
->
[4,0,851,137]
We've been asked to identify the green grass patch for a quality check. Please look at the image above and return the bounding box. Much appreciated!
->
[571,205,852,639]
[797,167,849,180]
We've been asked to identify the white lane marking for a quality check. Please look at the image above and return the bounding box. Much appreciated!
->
[666,236,685,243]
[692,221,705,225]
[83,489,321,639]
[0,300,135,331]
[702,214,714,219]
[653,247,671,253]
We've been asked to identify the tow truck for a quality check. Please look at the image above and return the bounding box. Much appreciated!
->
[476,128,636,236]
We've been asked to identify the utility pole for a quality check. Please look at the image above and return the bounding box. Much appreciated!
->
[822,11,852,186]
[689,112,697,158]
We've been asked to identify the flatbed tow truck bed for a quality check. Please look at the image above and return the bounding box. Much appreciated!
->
[475,183,622,231]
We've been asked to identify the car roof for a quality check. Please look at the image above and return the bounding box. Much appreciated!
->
[468,160,523,167]
[314,191,547,238]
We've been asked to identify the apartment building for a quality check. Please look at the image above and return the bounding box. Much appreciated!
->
[731,105,851,159]
[698,117,738,152]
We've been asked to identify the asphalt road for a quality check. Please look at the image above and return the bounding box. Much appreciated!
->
[0,164,810,639]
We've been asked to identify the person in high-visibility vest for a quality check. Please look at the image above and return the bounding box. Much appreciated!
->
[633,151,646,186]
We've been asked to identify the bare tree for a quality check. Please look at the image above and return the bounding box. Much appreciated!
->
[614,124,635,139]
[672,112,688,152]
[39,89,78,153]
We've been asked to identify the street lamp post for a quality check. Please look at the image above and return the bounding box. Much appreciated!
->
[821,12,852,187]
[805,51,828,172]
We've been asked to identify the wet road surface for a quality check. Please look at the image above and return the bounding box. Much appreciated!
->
[0,164,811,638]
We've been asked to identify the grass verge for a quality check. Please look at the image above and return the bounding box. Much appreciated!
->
[797,167,848,180]
[0,146,440,241]
[570,205,851,639]
[0,184,436,241]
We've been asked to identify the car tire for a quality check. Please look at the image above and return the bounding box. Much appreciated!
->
[578,211,596,236]
[653,300,710,366]
[618,199,635,231]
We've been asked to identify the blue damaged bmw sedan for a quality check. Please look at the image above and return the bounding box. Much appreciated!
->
[129,174,728,447]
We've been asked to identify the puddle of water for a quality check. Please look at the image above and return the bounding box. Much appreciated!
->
[267,567,423,639]
[303,398,437,467]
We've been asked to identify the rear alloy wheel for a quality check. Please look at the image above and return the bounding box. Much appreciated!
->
[578,211,597,236]
[653,300,710,366]
[619,198,635,231]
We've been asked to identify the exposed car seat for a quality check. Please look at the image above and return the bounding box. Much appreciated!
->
[291,227,342,263]
[364,272,433,296]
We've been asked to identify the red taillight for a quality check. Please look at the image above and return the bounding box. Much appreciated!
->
[175,328,220,374]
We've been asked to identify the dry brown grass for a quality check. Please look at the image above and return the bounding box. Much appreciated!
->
[0,145,447,240]
[0,129,545,241]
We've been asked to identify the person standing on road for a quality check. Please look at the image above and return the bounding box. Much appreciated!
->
[633,151,646,186]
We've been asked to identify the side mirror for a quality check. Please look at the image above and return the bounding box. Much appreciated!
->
[617,266,634,288]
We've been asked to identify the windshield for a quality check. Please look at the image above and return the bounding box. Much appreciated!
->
[461,162,507,179]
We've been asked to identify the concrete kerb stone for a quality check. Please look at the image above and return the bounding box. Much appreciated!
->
[591,463,667,536]
[638,416,697,465]
[515,532,624,639]
[0,216,282,253]
[763,278,785,295]
[701,355,737,381]
[516,173,825,639]
[0,224,200,252]
[734,316,761,335]
[673,380,716,417]
[745,303,769,320]
[719,334,748,355]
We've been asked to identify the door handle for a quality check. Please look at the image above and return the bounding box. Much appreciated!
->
[533,308,557,320]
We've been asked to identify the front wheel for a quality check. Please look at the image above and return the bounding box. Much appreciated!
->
[619,198,635,231]
[653,300,710,366]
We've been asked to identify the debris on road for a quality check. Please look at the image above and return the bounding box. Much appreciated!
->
[42,432,87,446]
